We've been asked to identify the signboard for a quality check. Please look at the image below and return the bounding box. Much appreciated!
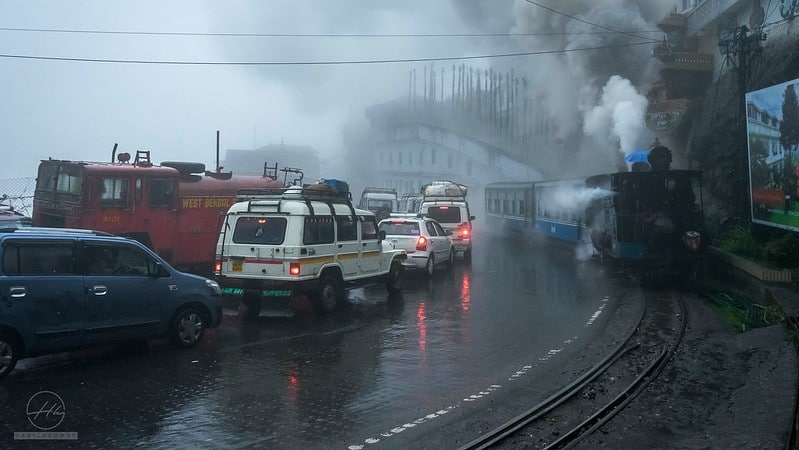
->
[746,78,799,232]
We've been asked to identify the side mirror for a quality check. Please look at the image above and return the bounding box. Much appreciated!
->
[379,230,387,241]
[445,229,453,235]
[470,216,476,221]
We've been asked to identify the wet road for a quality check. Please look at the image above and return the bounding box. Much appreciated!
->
[0,235,640,449]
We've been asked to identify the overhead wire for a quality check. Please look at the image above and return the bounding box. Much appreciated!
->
[0,3,667,66]
[0,27,663,38]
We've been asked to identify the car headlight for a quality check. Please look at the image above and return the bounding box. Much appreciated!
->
[205,279,222,296]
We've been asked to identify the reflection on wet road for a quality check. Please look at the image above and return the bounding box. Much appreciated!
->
[0,237,634,449]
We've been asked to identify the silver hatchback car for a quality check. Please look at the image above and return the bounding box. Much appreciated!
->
[378,215,454,276]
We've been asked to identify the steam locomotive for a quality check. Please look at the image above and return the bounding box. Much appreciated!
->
[485,167,706,284]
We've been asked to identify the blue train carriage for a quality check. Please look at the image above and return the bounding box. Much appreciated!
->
[531,177,600,245]
[484,178,600,246]
[585,169,706,281]
[484,181,536,235]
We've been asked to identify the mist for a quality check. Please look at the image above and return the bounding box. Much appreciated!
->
[0,0,677,187]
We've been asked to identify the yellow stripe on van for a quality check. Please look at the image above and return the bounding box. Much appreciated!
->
[362,251,381,258]
[299,256,335,265]
[337,253,359,261]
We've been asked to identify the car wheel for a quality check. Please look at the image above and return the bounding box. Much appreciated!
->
[170,306,206,348]
[0,331,19,380]
[446,249,455,268]
[315,275,342,314]
[464,247,472,263]
[240,293,262,320]
[386,261,404,293]
[425,254,435,277]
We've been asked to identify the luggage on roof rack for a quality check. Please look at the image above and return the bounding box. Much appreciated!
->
[421,180,468,197]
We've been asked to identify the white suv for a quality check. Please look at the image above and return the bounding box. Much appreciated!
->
[378,215,454,276]
[419,181,474,261]
[214,184,407,316]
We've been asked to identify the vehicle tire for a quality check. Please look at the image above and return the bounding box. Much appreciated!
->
[446,250,455,268]
[240,293,262,320]
[425,254,435,277]
[314,275,343,314]
[385,261,404,293]
[169,306,206,348]
[0,331,19,381]
[464,247,472,263]
[161,161,206,175]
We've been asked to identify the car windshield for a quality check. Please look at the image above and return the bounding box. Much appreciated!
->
[379,221,420,236]
[427,206,462,224]
[367,199,394,210]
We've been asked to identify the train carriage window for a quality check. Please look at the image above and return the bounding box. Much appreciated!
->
[150,179,176,207]
[99,177,129,207]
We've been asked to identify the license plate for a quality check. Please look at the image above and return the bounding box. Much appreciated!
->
[232,260,243,272]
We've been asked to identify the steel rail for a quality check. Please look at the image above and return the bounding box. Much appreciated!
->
[458,297,647,450]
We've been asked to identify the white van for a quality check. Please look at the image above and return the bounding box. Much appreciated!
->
[418,181,474,261]
[214,184,406,316]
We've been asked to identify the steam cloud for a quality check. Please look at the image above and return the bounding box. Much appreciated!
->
[504,0,679,176]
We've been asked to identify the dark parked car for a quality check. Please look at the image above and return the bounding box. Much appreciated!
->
[0,227,223,380]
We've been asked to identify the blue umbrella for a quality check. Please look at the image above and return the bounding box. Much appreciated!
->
[625,150,650,163]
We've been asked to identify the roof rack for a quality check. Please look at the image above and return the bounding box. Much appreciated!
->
[237,186,353,202]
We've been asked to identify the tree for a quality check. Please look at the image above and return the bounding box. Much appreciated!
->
[779,84,799,210]
[749,136,769,186]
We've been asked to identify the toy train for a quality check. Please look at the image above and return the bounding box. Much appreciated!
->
[485,168,706,283]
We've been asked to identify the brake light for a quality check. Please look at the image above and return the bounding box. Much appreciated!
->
[214,260,222,275]
[289,262,301,275]
[461,228,470,237]
[416,236,428,251]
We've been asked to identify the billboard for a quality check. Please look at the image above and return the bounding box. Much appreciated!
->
[746,78,799,232]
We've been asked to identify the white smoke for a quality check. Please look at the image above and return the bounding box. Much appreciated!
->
[583,75,649,160]
[506,0,678,176]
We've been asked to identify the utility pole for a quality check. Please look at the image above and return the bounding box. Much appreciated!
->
[719,24,767,220]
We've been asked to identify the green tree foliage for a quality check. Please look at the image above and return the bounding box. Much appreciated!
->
[779,84,799,198]
[749,136,770,186]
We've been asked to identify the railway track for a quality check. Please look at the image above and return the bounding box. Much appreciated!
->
[459,292,687,449]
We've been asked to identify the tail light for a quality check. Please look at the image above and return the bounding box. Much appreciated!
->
[214,260,222,275]
[416,236,428,251]
[461,228,470,237]
[289,262,301,275]
[683,231,701,252]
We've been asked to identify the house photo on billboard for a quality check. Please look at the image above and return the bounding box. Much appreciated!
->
[746,78,799,232]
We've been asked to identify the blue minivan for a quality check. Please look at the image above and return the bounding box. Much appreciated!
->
[0,228,223,380]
